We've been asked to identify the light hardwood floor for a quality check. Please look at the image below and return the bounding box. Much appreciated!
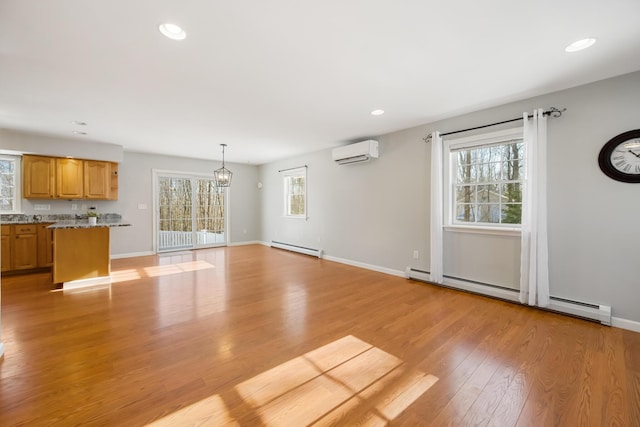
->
[1,245,639,426]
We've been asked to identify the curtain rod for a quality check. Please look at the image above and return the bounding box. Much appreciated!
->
[278,165,307,173]
[422,107,566,143]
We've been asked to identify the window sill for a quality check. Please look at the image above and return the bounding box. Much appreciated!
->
[444,225,521,236]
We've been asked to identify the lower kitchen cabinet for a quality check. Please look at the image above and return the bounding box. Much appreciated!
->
[1,223,53,273]
[38,223,54,267]
[12,224,38,270]
[1,225,11,272]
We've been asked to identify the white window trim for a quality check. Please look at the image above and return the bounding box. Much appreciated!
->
[443,127,523,235]
[282,167,307,219]
[0,155,22,214]
[151,169,230,253]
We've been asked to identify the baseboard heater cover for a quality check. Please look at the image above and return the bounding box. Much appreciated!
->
[405,267,611,325]
[271,241,323,258]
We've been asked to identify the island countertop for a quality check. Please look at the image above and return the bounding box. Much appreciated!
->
[47,219,132,229]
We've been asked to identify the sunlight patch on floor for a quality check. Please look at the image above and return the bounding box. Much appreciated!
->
[147,394,238,426]
[108,260,215,282]
[146,335,437,426]
[109,269,142,283]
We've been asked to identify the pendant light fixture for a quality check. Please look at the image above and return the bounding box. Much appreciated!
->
[214,144,233,187]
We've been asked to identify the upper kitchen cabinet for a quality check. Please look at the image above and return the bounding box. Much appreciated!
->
[84,160,110,199]
[56,158,84,199]
[22,155,119,200]
[23,155,55,198]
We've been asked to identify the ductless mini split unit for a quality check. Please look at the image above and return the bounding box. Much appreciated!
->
[332,140,379,165]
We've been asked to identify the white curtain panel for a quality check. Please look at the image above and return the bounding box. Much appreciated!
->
[520,109,550,306]
[430,132,444,284]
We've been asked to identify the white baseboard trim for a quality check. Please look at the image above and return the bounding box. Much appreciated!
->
[0,342,4,358]
[111,251,155,259]
[323,255,405,278]
[63,276,111,290]
[228,240,265,247]
[612,317,640,333]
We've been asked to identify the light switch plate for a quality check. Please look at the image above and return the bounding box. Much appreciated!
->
[34,204,51,211]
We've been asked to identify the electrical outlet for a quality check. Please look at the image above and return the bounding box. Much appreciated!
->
[34,204,51,211]
[413,250,419,259]
[71,204,78,210]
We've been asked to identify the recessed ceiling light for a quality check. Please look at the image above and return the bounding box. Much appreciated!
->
[565,38,596,53]
[371,109,385,116]
[159,23,187,40]
[71,120,87,126]
[73,131,87,135]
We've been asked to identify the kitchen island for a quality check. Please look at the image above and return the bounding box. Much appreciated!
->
[49,219,131,288]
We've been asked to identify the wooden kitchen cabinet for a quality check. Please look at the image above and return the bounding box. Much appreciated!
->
[1,223,54,273]
[109,162,118,200]
[37,223,54,267]
[1,225,11,272]
[56,158,84,199]
[23,155,56,198]
[23,155,119,200]
[12,224,38,270]
[84,160,111,199]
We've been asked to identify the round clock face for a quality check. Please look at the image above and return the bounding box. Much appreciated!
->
[598,129,640,183]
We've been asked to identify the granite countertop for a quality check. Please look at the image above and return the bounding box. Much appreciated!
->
[1,219,57,225]
[1,214,131,229]
[47,219,132,229]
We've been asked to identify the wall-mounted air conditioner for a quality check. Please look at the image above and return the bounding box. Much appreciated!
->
[332,140,379,165]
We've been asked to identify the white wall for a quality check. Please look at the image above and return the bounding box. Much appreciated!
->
[0,129,123,162]
[259,70,640,323]
[259,132,429,272]
[110,151,261,256]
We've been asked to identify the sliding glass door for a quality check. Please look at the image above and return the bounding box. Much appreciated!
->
[156,172,227,252]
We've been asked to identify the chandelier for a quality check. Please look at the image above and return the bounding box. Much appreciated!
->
[213,144,233,187]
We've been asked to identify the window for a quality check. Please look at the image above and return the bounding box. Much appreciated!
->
[445,128,524,228]
[283,167,306,218]
[0,155,21,214]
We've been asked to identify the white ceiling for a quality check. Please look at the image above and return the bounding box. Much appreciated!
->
[1,1,639,165]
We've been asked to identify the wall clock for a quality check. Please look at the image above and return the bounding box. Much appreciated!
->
[598,129,640,183]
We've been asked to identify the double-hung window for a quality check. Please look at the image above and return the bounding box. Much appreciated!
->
[445,128,524,229]
[0,155,21,214]
[283,167,306,218]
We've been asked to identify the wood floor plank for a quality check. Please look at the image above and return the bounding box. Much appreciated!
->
[1,245,639,426]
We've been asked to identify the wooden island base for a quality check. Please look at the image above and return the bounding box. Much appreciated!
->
[53,227,110,285]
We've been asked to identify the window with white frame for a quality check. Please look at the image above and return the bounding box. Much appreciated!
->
[283,167,306,218]
[0,155,21,214]
[445,128,524,227]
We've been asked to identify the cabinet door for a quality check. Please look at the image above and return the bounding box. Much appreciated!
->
[56,158,84,199]
[84,161,110,199]
[37,224,54,267]
[23,155,56,199]
[13,225,38,270]
[1,225,11,272]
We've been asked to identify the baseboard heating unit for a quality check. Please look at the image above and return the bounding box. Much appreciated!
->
[271,241,323,258]
[405,267,611,326]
